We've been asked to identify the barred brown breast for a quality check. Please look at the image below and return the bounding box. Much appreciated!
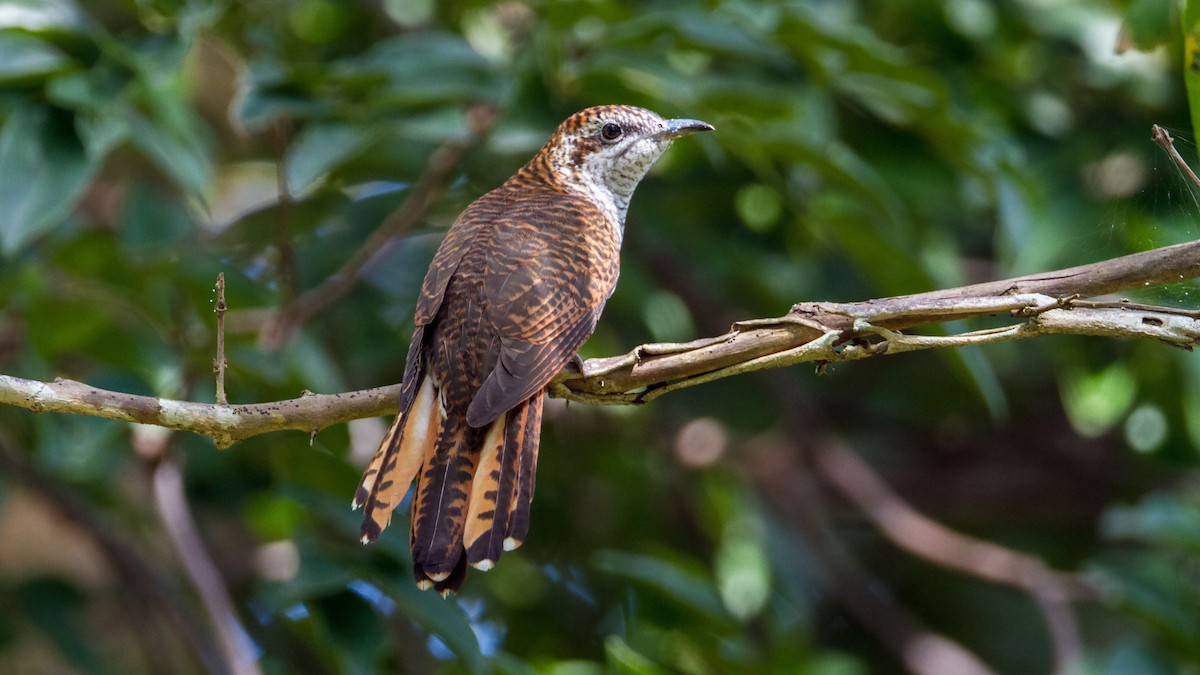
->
[353,105,713,594]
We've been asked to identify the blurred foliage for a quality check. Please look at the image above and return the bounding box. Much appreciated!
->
[2,0,1200,673]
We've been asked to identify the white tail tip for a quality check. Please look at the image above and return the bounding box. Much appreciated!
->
[503,537,521,552]
[472,559,495,572]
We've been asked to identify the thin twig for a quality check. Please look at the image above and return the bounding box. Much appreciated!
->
[215,273,228,406]
[258,104,499,349]
[1071,298,1200,317]
[1151,124,1200,189]
[137,429,261,675]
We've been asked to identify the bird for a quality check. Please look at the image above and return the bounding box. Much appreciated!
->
[353,105,713,595]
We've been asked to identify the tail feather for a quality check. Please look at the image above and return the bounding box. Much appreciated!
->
[411,515,469,594]
[353,417,398,511]
[433,549,468,597]
[411,513,432,590]
[464,399,539,569]
[357,374,440,542]
[411,418,482,581]
[462,412,510,570]
[357,339,548,594]
[504,395,543,551]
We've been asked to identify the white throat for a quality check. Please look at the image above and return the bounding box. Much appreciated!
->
[561,136,675,241]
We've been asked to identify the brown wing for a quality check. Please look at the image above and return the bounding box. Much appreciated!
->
[464,203,616,427]
[414,205,486,327]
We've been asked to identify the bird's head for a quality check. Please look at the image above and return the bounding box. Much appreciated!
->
[531,105,713,215]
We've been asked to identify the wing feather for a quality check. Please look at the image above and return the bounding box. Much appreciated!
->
[465,195,617,426]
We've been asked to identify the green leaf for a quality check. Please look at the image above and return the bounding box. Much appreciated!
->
[214,187,350,255]
[1090,552,1200,659]
[1060,363,1137,438]
[1124,403,1169,454]
[285,122,374,196]
[245,493,305,541]
[43,72,130,158]
[1122,0,1173,51]
[947,342,1009,422]
[233,59,327,131]
[605,635,672,675]
[1102,492,1200,552]
[17,578,107,675]
[0,0,90,34]
[641,290,694,343]
[119,181,194,255]
[811,190,927,294]
[1183,1,1200,156]
[734,183,783,232]
[317,591,387,675]
[376,577,487,674]
[592,550,729,621]
[34,411,125,481]
[714,535,770,621]
[345,33,503,107]
[1105,639,1177,675]
[128,111,212,196]
[0,32,71,83]
[672,13,788,63]
[0,104,95,254]
[1184,0,1200,34]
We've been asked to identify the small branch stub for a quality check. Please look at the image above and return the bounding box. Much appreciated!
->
[214,273,228,407]
[1152,124,1200,189]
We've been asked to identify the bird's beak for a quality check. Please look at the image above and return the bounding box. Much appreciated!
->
[661,118,715,138]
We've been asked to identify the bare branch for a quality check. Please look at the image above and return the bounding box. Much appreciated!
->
[0,374,398,449]
[549,293,1200,405]
[2,235,1200,445]
[809,237,1200,330]
[136,429,261,675]
[811,440,1096,674]
[747,438,998,675]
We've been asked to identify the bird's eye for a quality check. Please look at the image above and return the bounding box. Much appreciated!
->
[600,123,623,142]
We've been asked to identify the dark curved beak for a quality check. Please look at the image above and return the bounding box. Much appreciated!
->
[662,118,715,138]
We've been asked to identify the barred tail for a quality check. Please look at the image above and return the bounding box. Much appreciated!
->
[410,414,482,591]
[357,344,545,596]
[463,395,542,570]
[504,395,542,552]
[356,374,440,542]
[413,395,544,595]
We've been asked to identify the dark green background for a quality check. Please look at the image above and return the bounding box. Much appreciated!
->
[1,0,1198,672]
